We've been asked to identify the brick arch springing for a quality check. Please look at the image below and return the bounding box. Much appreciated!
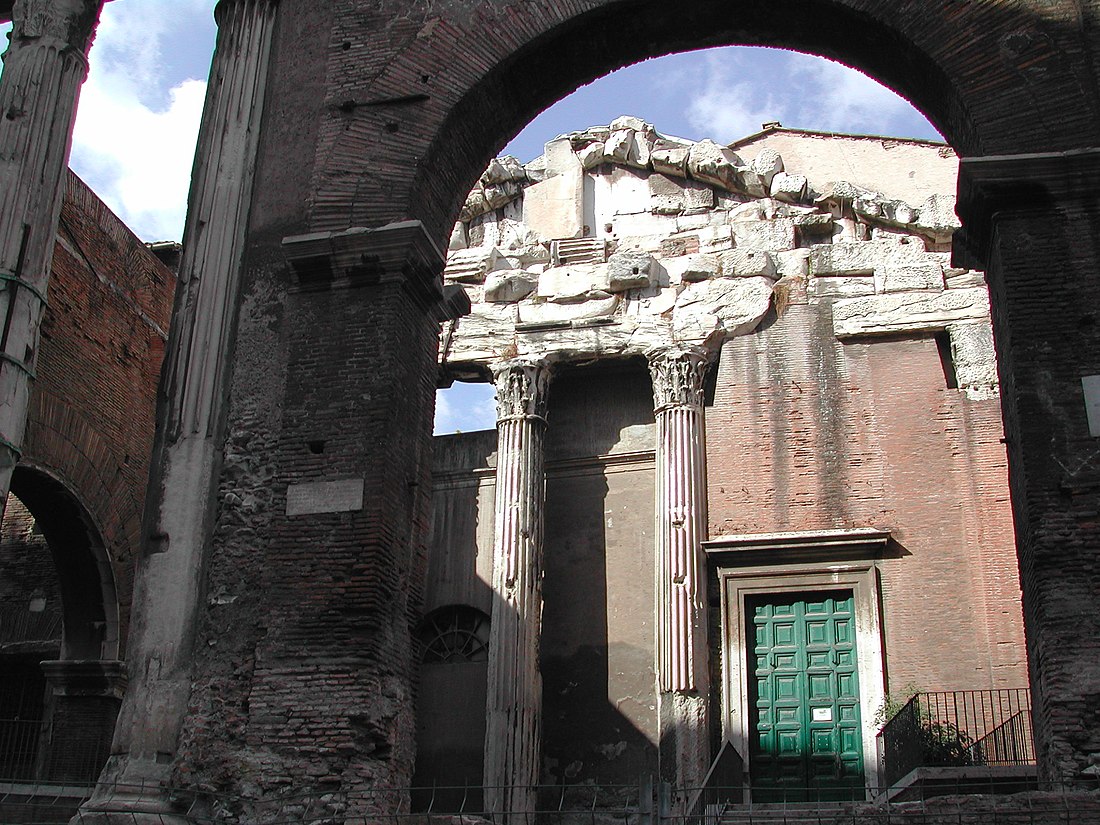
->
[18,392,143,658]
[9,465,119,662]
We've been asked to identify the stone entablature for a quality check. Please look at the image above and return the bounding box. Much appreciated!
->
[439,117,997,400]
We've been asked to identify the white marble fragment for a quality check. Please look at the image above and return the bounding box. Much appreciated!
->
[770,171,808,203]
[677,253,722,283]
[445,246,506,284]
[449,222,468,251]
[522,163,584,240]
[536,263,611,302]
[518,295,620,324]
[610,115,649,133]
[673,276,774,340]
[577,142,607,169]
[651,144,689,177]
[483,155,527,185]
[484,269,539,303]
[687,140,743,191]
[607,251,658,291]
[947,321,998,399]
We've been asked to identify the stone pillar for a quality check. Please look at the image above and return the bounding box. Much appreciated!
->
[39,661,126,783]
[0,0,102,513]
[484,357,552,822]
[77,1,277,821]
[647,345,711,793]
[955,149,1100,784]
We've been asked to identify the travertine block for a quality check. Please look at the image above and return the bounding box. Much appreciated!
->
[770,171,808,203]
[751,148,784,188]
[718,249,777,279]
[831,287,990,337]
[809,240,900,276]
[731,218,796,252]
[947,321,998,398]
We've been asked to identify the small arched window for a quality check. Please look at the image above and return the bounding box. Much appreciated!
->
[416,606,490,664]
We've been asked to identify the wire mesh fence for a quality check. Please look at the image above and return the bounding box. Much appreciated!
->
[1,777,1097,825]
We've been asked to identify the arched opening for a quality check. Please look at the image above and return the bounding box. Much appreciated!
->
[412,605,491,812]
[0,468,123,786]
[422,33,1030,803]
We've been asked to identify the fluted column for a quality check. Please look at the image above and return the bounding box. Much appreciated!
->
[77,2,277,822]
[648,345,711,793]
[484,357,552,822]
[0,0,102,513]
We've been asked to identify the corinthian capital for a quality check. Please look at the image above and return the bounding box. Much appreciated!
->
[492,357,552,423]
[12,0,100,47]
[647,345,710,413]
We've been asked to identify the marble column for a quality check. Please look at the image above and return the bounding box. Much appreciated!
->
[484,357,552,822]
[76,1,278,822]
[0,0,103,513]
[647,345,711,793]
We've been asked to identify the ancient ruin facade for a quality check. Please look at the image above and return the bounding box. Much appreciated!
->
[0,171,177,813]
[420,121,1027,808]
[4,0,1100,822]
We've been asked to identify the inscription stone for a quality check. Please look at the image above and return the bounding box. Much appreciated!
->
[286,478,365,516]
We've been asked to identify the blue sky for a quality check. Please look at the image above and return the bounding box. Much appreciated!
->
[1,2,942,434]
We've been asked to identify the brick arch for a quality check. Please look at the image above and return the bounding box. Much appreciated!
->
[19,391,144,656]
[305,0,1099,243]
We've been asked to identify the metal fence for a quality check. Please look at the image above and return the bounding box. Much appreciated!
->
[0,718,43,781]
[878,689,1035,789]
[1,777,1098,825]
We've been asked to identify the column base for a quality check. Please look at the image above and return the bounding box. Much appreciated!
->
[72,756,199,825]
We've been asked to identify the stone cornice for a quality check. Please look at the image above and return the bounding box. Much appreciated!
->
[955,148,1100,270]
[282,220,452,312]
[704,527,891,567]
[40,659,127,698]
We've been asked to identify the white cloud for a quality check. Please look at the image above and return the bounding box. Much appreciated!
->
[683,53,784,143]
[680,48,934,143]
[790,58,913,135]
[68,1,213,242]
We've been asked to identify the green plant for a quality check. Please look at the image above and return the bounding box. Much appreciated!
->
[876,686,975,768]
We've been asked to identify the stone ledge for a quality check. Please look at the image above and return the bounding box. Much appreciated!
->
[282,220,452,312]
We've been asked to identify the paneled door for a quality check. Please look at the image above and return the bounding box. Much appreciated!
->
[746,590,864,801]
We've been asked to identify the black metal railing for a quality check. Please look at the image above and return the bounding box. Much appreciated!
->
[0,719,42,781]
[877,688,1035,789]
[687,739,746,823]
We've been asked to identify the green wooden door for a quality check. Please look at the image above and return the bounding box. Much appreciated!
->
[747,590,864,802]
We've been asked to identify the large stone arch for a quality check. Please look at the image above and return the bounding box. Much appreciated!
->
[289,0,1100,244]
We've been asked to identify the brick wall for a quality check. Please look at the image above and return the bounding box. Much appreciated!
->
[708,305,1027,693]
